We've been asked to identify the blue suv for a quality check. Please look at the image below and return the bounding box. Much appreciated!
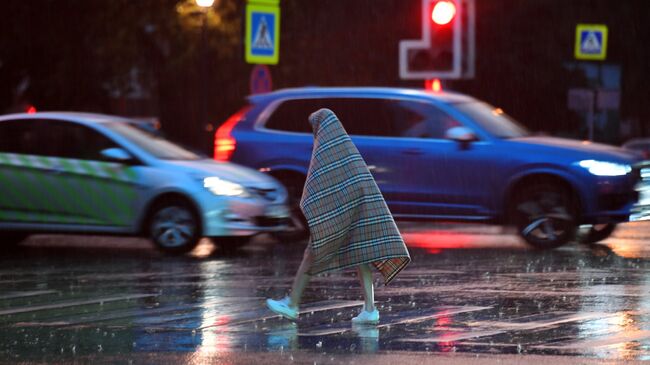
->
[215,87,641,249]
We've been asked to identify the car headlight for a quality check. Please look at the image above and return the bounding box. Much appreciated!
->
[203,177,249,197]
[577,160,632,176]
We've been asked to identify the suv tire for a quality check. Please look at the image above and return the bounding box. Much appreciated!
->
[577,223,617,244]
[510,181,577,249]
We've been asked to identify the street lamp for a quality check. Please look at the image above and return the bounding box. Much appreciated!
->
[196,0,214,153]
[196,0,214,7]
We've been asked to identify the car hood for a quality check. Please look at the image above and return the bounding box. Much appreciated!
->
[507,136,639,163]
[163,159,278,186]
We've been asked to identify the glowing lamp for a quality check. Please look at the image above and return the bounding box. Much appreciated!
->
[431,1,456,25]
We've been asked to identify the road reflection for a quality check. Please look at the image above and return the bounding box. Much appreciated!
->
[2,222,650,361]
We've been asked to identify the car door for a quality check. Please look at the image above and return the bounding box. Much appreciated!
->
[38,120,141,227]
[386,98,498,218]
[0,119,64,223]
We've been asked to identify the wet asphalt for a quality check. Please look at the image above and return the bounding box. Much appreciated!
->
[1,221,650,364]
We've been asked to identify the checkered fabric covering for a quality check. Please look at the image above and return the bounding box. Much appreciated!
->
[300,108,410,285]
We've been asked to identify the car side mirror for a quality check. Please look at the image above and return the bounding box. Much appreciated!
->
[446,126,477,148]
[101,147,133,162]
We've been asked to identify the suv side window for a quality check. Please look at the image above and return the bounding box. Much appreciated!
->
[264,99,315,133]
[0,120,43,155]
[39,121,120,161]
[264,98,396,137]
[390,99,462,140]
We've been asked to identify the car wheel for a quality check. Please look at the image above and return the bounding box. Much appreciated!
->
[510,181,577,249]
[577,223,617,244]
[271,175,310,242]
[214,236,251,253]
[0,232,29,249]
[148,198,201,255]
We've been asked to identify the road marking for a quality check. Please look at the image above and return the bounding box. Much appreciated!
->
[0,294,157,316]
[457,288,650,298]
[397,312,619,343]
[0,290,58,300]
[199,300,364,330]
[299,306,491,337]
[384,285,650,298]
[467,312,617,329]
[12,303,202,327]
[396,330,506,343]
[531,330,650,350]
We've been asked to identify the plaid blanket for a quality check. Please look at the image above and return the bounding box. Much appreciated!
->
[300,109,410,284]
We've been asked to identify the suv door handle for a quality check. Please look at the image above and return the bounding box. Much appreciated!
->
[402,148,424,155]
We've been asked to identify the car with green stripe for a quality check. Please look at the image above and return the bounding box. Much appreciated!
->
[0,112,290,254]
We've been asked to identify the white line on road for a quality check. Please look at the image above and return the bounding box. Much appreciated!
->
[300,306,492,337]
[0,294,157,316]
[0,290,58,300]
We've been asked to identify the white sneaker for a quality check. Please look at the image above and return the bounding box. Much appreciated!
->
[266,296,298,321]
[352,307,379,324]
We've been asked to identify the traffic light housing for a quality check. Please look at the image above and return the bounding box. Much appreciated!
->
[399,0,475,80]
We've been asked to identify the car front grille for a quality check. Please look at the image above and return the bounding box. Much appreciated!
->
[640,167,650,182]
[254,216,290,227]
[248,187,280,202]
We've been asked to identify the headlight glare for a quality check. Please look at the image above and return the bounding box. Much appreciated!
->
[203,177,248,197]
[577,160,631,176]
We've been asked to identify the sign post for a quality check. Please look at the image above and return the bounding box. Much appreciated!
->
[572,24,609,140]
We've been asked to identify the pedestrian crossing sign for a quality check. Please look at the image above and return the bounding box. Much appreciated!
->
[575,24,608,61]
[245,2,280,65]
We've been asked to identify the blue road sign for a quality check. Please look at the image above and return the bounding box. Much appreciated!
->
[575,24,608,61]
[245,2,280,65]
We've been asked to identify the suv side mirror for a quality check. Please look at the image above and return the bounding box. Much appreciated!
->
[101,147,133,162]
[446,126,477,143]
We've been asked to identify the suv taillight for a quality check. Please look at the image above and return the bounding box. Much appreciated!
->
[214,106,250,161]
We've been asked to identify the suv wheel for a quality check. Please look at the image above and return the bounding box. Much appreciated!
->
[510,181,577,249]
[271,175,310,242]
[148,198,201,255]
[577,223,617,244]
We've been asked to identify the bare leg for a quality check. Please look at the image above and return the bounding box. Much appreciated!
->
[357,264,375,312]
[289,247,313,308]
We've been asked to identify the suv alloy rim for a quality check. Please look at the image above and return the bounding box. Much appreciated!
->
[514,185,575,248]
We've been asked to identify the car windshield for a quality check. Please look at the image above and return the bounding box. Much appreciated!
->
[104,121,200,160]
[454,101,530,139]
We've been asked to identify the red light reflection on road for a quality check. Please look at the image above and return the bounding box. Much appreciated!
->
[402,229,526,253]
[434,313,456,352]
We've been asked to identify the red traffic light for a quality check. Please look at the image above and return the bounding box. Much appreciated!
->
[431,0,456,25]
[424,78,443,92]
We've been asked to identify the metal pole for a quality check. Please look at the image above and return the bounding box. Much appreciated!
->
[200,11,209,152]
[587,94,594,141]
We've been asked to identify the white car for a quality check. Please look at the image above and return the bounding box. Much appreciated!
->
[0,112,290,254]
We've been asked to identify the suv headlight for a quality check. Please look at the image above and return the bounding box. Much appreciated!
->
[577,160,632,176]
[203,177,249,197]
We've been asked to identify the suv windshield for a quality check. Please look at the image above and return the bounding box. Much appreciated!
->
[104,121,200,160]
[454,101,530,139]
